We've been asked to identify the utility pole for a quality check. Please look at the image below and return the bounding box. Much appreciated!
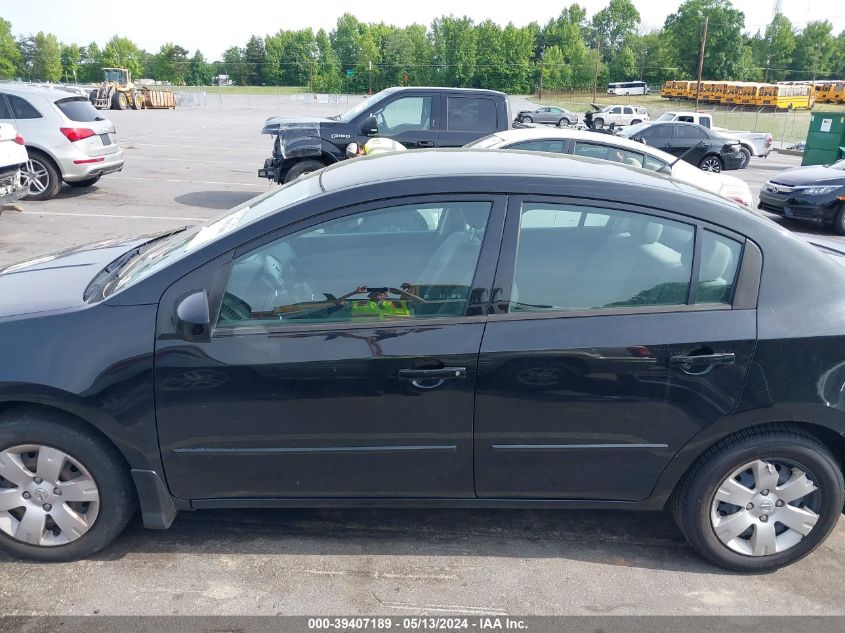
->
[538,49,545,100]
[368,60,373,96]
[695,16,709,110]
[592,38,602,103]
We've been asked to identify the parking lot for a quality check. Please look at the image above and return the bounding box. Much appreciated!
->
[0,99,843,617]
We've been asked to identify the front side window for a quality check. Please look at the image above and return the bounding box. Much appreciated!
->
[508,139,566,154]
[447,97,497,132]
[696,231,743,304]
[510,203,693,313]
[374,96,432,133]
[218,202,492,328]
[8,95,42,119]
[572,142,644,167]
[610,107,622,114]
[640,125,673,141]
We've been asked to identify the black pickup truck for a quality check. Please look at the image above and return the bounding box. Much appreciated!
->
[258,86,512,183]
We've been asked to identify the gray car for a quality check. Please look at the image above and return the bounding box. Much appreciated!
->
[515,106,578,126]
[0,85,124,201]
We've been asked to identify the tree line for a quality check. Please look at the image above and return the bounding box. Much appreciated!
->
[2,0,845,94]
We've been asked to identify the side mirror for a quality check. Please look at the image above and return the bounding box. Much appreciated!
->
[174,290,211,343]
[345,142,359,159]
[360,115,378,136]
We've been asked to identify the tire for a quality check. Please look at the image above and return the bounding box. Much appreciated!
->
[112,92,128,110]
[672,426,844,572]
[282,159,326,184]
[593,118,605,129]
[522,116,533,123]
[65,175,101,188]
[131,93,143,110]
[0,407,136,562]
[22,151,62,201]
[557,118,572,127]
[698,155,723,173]
[738,146,752,169]
[833,207,845,236]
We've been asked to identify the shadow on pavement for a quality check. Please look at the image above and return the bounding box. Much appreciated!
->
[66,507,733,575]
[174,190,261,209]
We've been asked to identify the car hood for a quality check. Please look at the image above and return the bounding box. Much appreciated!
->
[0,231,177,318]
[261,116,339,135]
[771,166,845,187]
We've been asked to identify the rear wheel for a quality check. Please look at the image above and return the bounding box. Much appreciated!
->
[699,155,723,172]
[557,118,571,127]
[22,152,61,201]
[673,427,843,572]
[833,207,845,235]
[0,408,136,561]
[593,117,605,129]
[131,93,143,110]
[738,147,752,169]
[283,159,326,184]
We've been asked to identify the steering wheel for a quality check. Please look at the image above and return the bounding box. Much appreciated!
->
[263,254,315,305]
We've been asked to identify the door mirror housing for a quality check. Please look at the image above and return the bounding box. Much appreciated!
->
[360,115,378,136]
[174,290,211,343]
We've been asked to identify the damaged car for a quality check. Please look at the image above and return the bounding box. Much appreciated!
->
[0,122,27,214]
[258,86,512,183]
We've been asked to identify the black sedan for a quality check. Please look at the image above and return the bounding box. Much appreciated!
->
[758,159,845,233]
[618,121,745,172]
[1,150,844,572]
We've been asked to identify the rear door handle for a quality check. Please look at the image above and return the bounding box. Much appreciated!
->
[399,367,466,380]
[669,353,735,370]
[416,140,435,148]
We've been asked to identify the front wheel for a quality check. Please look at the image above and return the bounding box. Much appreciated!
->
[593,118,605,129]
[833,207,845,236]
[699,155,723,172]
[673,427,844,572]
[738,147,752,169]
[0,408,136,561]
[282,159,326,184]
[522,116,533,124]
[630,119,642,125]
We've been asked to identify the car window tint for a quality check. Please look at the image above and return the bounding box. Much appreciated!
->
[55,98,102,123]
[218,202,492,328]
[624,107,633,114]
[507,139,566,153]
[447,97,497,132]
[510,203,693,313]
[696,231,742,304]
[0,95,11,119]
[572,142,644,167]
[642,154,668,172]
[8,95,42,119]
[677,115,695,123]
[610,107,622,114]
[676,125,702,140]
[641,125,672,140]
[375,96,432,132]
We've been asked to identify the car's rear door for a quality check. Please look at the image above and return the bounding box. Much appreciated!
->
[439,94,502,146]
[474,197,759,501]
[155,195,506,501]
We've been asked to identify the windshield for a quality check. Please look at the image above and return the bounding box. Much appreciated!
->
[108,175,323,295]
[656,113,676,121]
[618,122,650,138]
[465,134,506,149]
[338,90,392,122]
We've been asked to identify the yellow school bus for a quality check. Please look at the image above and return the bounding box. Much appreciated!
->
[832,82,845,104]
[739,83,766,106]
[759,84,815,109]
[813,81,844,104]
[717,82,741,105]
[660,80,674,98]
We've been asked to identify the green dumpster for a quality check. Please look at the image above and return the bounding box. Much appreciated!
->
[802,112,845,166]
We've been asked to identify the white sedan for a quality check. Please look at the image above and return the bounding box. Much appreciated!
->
[466,127,753,207]
[0,122,28,212]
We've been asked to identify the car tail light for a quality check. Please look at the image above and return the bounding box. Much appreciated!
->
[765,134,773,146]
[60,127,96,142]
[72,157,105,164]
[13,134,24,145]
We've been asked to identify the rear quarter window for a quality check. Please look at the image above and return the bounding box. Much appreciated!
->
[55,98,102,123]
[447,97,497,132]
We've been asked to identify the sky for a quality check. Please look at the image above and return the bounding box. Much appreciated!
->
[3,0,845,60]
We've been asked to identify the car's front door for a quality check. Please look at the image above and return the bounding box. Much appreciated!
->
[474,198,758,501]
[638,123,674,153]
[362,94,439,149]
[155,196,505,500]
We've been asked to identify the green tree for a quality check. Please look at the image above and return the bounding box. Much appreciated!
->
[382,26,419,87]
[540,45,570,90]
[663,0,746,79]
[591,0,641,53]
[222,46,249,85]
[280,30,317,87]
[331,13,364,72]
[313,29,341,92]
[31,31,62,81]
[473,20,504,89]
[760,14,795,81]
[633,31,681,86]
[405,24,434,85]
[78,42,101,83]
[60,43,81,82]
[101,36,145,78]
[501,23,536,93]
[152,42,189,84]
[835,30,845,77]
[608,43,638,81]
[0,18,20,78]
[792,21,837,80]
[354,28,381,92]
[187,50,212,85]
[431,16,477,87]
[243,35,266,85]
[16,36,36,79]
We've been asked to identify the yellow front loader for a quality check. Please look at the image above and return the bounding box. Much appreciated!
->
[90,68,144,110]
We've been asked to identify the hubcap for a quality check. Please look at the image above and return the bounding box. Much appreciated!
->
[710,459,820,557]
[701,158,721,172]
[0,445,100,547]
[21,160,50,194]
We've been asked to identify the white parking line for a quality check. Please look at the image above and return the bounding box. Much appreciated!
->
[21,211,199,221]
[124,142,266,152]
[114,176,261,187]
[127,156,258,166]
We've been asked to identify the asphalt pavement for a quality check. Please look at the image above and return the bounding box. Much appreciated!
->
[0,99,842,617]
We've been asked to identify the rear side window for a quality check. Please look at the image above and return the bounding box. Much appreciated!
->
[572,142,644,167]
[507,139,566,153]
[0,96,11,119]
[447,97,497,132]
[696,231,742,304]
[55,98,102,123]
[676,125,702,140]
[8,95,42,119]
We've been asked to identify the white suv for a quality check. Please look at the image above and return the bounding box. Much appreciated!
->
[0,85,124,200]
[589,104,650,129]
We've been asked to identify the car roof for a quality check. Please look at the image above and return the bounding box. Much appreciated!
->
[0,83,84,102]
[318,148,683,194]
[381,86,508,98]
[473,128,675,160]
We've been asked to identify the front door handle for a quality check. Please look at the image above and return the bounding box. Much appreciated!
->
[669,353,735,371]
[416,140,435,148]
[398,367,466,380]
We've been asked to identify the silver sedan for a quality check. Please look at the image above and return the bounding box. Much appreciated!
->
[515,106,578,126]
